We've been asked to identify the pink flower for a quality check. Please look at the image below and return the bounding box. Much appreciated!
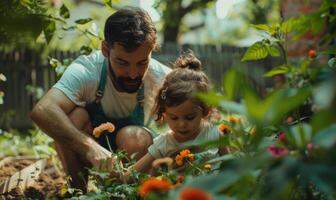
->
[277,132,286,143]
[307,143,314,151]
[267,144,288,157]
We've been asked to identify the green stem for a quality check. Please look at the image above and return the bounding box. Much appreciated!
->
[105,134,113,153]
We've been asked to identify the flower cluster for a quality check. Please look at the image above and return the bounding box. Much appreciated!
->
[218,123,231,135]
[92,122,115,138]
[175,149,194,166]
[228,116,241,124]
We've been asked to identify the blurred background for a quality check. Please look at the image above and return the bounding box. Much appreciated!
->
[0,0,323,130]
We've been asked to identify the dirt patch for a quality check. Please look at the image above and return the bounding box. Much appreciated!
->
[0,158,66,199]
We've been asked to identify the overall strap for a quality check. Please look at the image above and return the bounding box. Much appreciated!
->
[137,84,145,106]
[95,59,107,103]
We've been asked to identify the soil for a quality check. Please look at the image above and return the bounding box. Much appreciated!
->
[0,158,66,199]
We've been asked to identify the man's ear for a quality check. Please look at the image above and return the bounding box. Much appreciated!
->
[101,40,110,58]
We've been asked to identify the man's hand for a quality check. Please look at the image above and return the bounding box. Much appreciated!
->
[85,140,116,170]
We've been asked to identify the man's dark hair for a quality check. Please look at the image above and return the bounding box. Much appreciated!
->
[104,7,158,52]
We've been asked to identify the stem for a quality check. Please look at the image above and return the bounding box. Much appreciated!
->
[186,159,203,174]
[277,41,288,65]
[105,134,113,153]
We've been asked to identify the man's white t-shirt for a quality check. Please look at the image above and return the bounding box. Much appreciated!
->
[148,122,221,161]
[53,50,171,124]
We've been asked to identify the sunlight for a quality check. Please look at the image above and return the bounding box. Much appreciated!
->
[216,0,245,19]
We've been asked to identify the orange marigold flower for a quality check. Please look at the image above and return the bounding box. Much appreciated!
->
[180,187,212,200]
[138,178,172,197]
[218,124,231,134]
[204,164,211,170]
[180,149,191,157]
[308,49,317,58]
[93,122,115,138]
[228,116,241,124]
[175,155,183,166]
[175,149,194,166]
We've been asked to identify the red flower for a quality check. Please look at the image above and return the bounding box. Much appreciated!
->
[180,187,212,200]
[308,49,317,58]
[267,144,288,157]
[138,178,172,197]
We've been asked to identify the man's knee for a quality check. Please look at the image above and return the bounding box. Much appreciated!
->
[116,126,153,160]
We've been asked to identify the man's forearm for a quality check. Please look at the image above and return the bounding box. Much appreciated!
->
[31,103,94,157]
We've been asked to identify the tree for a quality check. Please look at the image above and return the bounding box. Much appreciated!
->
[155,0,216,43]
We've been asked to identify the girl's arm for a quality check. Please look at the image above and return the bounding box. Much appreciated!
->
[121,153,156,182]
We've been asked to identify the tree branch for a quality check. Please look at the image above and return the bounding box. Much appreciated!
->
[181,0,215,17]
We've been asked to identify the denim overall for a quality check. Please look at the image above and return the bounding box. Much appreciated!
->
[86,60,145,151]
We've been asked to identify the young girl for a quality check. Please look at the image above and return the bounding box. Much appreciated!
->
[120,52,227,177]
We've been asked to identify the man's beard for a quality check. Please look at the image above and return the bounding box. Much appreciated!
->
[109,62,143,93]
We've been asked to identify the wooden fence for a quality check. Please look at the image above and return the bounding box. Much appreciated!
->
[0,43,281,130]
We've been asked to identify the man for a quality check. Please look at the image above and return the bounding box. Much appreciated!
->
[30,7,171,190]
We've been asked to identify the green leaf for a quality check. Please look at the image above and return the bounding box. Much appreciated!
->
[252,24,272,33]
[79,46,92,55]
[0,73,6,82]
[196,91,226,107]
[313,124,336,148]
[288,123,312,147]
[241,42,268,61]
[223,69,239,100]
[299,60,312,73]
[75,18,93,25]
[103,0,113,9]
[60,4,70,19]
[281,18,299,33]
[267,45,280,57]
[219,101,246,115]
[311,110,336,134]
[244,87,311,126]
[49,58,59,68]
[264,65,290,77]
[184,169,242,193]
[43,21,56,43]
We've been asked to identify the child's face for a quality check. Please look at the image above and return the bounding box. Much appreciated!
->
[164,100,205,142]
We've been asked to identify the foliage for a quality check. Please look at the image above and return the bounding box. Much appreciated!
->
[62,1,336,199]
[154,0,216,43]
[0,126,56,158]
[1,1,336,199]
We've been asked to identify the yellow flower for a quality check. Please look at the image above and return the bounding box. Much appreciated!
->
[93,122,115,138]
[204,164,211,170]
[228,116,241,124]
[249,127,256,135]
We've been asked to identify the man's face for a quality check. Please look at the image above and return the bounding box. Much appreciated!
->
[105,42,152,93]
